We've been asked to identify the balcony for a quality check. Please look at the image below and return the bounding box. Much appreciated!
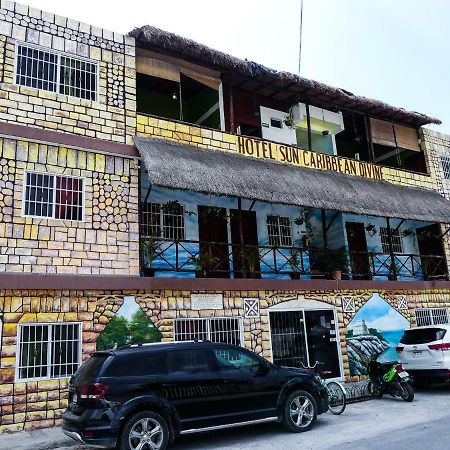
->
[140,238,448,282]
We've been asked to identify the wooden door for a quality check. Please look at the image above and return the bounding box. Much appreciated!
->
[345,222,371,280]
[416,224,447,280]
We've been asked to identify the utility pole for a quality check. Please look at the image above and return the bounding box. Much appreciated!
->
[298,0,304,76]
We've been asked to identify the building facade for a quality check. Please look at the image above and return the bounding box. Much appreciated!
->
[2,0,450,433]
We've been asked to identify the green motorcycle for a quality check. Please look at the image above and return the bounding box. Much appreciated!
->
[367,358,414,402]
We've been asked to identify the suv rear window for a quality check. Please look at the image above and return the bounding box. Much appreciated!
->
[103,352,164,377]
[400,328,446,345]
[72,354,108,384]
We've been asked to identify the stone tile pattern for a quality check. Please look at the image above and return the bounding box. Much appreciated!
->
[0,1,136,144]
[1,288,450,432]
[136,114,439,190]
[0,289,123,433]
[0,137,140,274]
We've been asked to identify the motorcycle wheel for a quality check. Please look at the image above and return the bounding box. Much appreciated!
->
[368,381,383,399]
[400,382,414,402]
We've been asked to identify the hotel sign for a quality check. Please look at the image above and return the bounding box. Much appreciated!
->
[191,294,224,310]
[237,136,384,181]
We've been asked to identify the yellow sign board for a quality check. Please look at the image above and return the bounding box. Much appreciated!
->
[237,136,384,181]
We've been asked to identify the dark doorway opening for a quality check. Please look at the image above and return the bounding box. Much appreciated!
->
[346,222,371,280]
[416,224,447,280]
[230,209,260,278]
[197,206,230,278]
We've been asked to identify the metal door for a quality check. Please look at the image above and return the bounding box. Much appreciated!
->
[269,311,308,368]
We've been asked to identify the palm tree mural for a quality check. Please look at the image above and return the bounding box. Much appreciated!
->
[97,297,161,350]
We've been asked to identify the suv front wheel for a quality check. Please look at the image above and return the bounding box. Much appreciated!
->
[282,390,317,433]
[121,410,169,450]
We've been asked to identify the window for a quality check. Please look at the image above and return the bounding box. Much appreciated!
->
[103,352,163,377]
[141,202,185,240]
[415,308,450,327]
[213,347,261,373]
[166,349,211,373]
[400,327,446,345]
[23,171,83,220]
[15,43,97,100]
[174,317,242,346]
[267,215,292,247]
[17,323,81,381]
[441,156,450,180]
[379,227,403,253]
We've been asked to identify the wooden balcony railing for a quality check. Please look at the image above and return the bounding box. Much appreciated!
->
[140,238,448,281]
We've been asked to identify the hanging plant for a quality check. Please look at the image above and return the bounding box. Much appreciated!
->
[284,114,296,129]
[401,228,416,238]
[365,223,377,237]
[294,215,305,226]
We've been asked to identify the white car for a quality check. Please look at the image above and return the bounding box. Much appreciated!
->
[397,324,450,387]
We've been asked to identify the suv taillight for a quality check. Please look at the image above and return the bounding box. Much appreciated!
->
[396,346,404,353]
[428,343,450,351]
[80,383,109,400]
[396,363,404,372]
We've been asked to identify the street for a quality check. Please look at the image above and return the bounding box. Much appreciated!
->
[49,386,450,450]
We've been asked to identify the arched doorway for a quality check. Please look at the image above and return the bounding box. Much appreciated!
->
[268,298,343,379]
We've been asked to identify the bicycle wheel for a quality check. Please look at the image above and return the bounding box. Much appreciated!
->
[326,381,346,415]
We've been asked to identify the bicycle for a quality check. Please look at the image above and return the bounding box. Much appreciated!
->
[300,361,347,415]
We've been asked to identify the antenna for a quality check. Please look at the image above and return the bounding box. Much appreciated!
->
[298,0,304,76]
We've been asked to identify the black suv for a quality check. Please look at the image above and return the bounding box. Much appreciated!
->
[62,341,328,450]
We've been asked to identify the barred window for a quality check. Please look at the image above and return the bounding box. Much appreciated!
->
[23,171,84,221]
[17,323,81,381]
[15,43,97,100]
[441,156,450,180]
[267,215,292,246]
[174,317,242,346]
[416,308,450,326]
[141,202,185,240]
[380,227,403,253]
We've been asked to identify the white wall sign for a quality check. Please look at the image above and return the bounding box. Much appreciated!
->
[191,294,224,310]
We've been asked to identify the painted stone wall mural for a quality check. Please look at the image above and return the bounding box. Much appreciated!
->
[346,294,410,375]
[97,296,162,350]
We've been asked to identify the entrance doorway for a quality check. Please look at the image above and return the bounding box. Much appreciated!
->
[230,209,260,278]
[416,224,447,280]
[197,206,230,278]
[346,222,370,280]
[269,308,342,379]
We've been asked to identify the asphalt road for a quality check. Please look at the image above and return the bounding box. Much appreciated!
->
[54,385,450,450]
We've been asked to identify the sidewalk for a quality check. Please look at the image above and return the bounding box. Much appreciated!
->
[0,381,370,450]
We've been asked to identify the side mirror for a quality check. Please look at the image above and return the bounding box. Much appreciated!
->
[255,361,270,376]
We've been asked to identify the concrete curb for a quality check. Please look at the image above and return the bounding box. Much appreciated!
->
[0,427,77,450]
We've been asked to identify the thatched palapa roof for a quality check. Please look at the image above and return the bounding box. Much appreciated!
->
[129,25,440,128]
[135,136,450,223]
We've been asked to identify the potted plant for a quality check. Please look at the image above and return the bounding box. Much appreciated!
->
[245,247,260,279]
[324,248,349,280]
[140,234,162,277]
[284,114,296,129]
[401,228,416,238]
[287,247,302,280]
[191,252,220,278]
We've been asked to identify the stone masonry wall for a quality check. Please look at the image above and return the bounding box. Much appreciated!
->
[1,287,450,432]
[0,137,140,274]
[0,289,123,433]
[0,1,136,144]
[136,114,438,191]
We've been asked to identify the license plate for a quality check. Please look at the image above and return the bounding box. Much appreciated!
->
[398,371,409,379]
[413,350,422,357]
[72,393,78,404]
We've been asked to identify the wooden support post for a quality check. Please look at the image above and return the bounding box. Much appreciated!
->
[306,104,312,152]
[229,84,235,133]
[321,209,328,250]
[365,115,376,163]
[386,217,397,280]
[237,197,246,277]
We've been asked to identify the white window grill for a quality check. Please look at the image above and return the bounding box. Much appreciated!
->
[267,215,293,247]
[380,227,403,253]
[441,156,450,180]
[16,323,82,381]
[415,308,450,327]
[23,171,84,221]
[174,317,243,346]
[141,202,185,240]
[15,43,98,101]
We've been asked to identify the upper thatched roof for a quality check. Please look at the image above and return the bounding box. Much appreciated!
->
[129,25,440,128]
[135,136,450,223]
